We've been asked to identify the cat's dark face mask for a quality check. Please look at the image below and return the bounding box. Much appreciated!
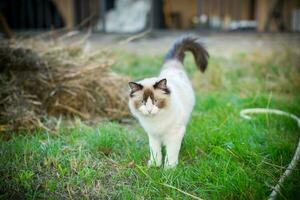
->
[128,79,170,116]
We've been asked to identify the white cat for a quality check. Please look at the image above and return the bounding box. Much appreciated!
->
[128,35,209,168]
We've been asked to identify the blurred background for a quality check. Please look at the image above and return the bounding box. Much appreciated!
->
[1,0,300,36]
[1,1,300,199]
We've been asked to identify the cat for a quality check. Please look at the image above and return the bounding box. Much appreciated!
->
[128,35,209,168]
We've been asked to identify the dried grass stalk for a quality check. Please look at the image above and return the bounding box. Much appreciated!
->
[0,37,130,131]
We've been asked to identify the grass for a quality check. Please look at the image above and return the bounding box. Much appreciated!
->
[1,47,300,199]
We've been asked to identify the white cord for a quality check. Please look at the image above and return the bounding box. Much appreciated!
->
[240,108,300,200]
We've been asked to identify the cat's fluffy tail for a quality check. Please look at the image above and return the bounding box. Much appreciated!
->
[164,35,209,72]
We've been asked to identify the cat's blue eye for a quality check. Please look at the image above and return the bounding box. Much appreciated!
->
[141,100,145,104]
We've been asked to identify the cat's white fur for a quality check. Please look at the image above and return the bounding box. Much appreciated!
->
[128,60,195,168]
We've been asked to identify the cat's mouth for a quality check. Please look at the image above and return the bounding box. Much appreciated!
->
[143,112,158,117]
[138,106,159,117]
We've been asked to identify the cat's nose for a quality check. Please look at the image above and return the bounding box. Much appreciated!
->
[146,105,153,114]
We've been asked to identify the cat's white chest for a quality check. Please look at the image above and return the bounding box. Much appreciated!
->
[138,110,175,136]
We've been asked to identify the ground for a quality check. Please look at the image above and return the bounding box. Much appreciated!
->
[86,31,300,56]
[1,31,300,199]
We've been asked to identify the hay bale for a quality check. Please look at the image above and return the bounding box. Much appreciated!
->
[0,38,130,131]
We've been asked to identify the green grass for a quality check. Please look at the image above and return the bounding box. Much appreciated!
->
[1,49,300,199]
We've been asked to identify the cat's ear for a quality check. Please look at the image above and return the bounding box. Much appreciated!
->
[154,78,167,89]
[154,78,170,94]
[129,82,143,93]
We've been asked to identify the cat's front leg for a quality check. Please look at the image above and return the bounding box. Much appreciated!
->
[147,135,162,167]
[164,126,185,169]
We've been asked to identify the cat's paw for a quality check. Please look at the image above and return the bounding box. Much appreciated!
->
[164,161,178,169]
[147,159,161,167]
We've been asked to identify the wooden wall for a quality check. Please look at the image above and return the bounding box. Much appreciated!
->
[256,0,300,32]
[52,0,74,29]
[1,0,64,30]
[164,0,300,32]
[164,0,198,29]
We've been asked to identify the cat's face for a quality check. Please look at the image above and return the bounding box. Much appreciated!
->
[128,79,170,117]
